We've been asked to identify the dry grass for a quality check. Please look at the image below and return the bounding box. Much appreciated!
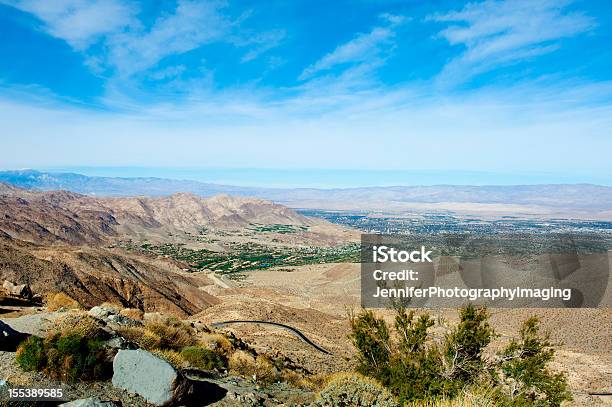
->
[199,332,233,354]
[115,313,196,351]
[119,308,144,320]
[316,372,398,407]
[280,369,322,390]
[53,311,106,339]
[228,350,256,377]
[228,351,277,384]
[403,389,497,407]
[45,292,81,311]
[152,349,185,369]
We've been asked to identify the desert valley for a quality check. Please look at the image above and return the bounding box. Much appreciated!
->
[0,179,610,406]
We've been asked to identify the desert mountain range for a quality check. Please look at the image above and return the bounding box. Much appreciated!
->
[2,170,612,219]
[0,183,327,245]
[0,183,351,315]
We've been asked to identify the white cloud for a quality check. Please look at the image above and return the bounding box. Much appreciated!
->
[299,14,405,80]
[430,0,595,85]
[239,29,286,63]
[2,0,283,79]
[106,1,231,77]
[1,0,135,50]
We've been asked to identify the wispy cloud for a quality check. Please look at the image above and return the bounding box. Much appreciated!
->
[1,0,135,50]
[106,1,231,77]
[2,0,283,80]
[430,0,595,85]
[238,29,286,63]
[299,14,405,81]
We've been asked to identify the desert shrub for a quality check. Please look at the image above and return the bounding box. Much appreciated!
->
[316,372,399,407]
[199,332,234,354]
[387,307,447,401]
[228,350,255,375]
[350,306,448,402]
[228,351,278,384]
[143,314,196,350]
[119,308,144,321]
[46,292,81,311]
[349,308,391,379]
[349,306,570,406]
[53,311,107,339]
[115,314,196,351]
[15,336,45,372]
[180,346,227,371]
[16,332,110,381]
[495,317,572,406]
[441,305,495,392]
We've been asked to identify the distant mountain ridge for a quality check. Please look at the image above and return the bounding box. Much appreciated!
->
[2,169,612,219]
[0,183,328,245]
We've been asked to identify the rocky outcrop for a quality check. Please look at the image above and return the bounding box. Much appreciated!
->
[112,349,191,406]
[2,280,32,299]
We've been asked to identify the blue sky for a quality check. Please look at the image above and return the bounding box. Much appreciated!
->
[1,0,612,186]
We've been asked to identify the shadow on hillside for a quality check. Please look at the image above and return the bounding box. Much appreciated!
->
[183,379,228,406]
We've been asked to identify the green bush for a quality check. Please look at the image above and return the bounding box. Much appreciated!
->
[316,372,399,407]
[349,305,571,406]
[349,308,391,379]
[16,332,111,382]
[14,336,45,372]
[180,346,227,371]
[442,305,495,392]
[495,317,572,406]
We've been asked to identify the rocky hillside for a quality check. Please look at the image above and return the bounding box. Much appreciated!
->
[0,237,218,316]
[0,184,353,317]
[105,193,316,232]
[0,183,336,245]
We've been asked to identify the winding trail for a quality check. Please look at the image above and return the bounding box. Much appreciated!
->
[211,320,332,355]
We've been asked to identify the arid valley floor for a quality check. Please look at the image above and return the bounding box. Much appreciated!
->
[0,182,610,406]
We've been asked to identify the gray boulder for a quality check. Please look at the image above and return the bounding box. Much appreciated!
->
[88,305,118,320]
[59,398,118,407]
[112,349,190,406]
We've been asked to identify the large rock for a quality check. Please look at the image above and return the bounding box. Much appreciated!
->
[2,280,32,299]
[59,398,118,407]
[112,349,190,406]
[0,320,29,351]
[88,305,118,320]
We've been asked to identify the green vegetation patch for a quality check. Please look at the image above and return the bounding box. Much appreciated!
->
[180,346,227,371]
[119,241,360,273]
[16,333,111,382]
[349,304,571,406]
[248,223,309,234]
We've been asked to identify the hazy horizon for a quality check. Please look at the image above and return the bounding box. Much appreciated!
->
[2,166,612,189]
